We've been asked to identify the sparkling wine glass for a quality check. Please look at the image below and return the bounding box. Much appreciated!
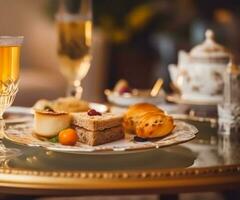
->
[0,36,24,159]
[56,0,92,99]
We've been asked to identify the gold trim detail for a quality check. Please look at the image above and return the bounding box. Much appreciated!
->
[1,165,240,180]
[0,165,240,193]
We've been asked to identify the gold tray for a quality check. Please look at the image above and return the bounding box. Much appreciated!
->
[0,108,239,195]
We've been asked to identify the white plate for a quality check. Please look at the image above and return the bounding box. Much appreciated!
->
[166,94,219,106]
[5,107,33,124]
[5,120,198,154]
[105,89,165,107]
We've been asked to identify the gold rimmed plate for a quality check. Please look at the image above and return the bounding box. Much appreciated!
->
[5,120,198,155]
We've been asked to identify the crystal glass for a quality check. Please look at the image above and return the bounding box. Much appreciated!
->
[0,36,23,159]
[56,0,92,99]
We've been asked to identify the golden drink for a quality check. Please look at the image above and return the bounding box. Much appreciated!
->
[0,43,21,111]
[57,18,92,82]
[0,46,20,83]
[0,36,23,159]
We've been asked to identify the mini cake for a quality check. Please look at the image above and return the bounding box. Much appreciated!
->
[71,110,124,146]
[34,110,72,137]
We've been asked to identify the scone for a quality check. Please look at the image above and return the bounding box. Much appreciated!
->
[123,103,163,133]
[34,110,72,137]
[52,97,89,113]
[136,112,174,138]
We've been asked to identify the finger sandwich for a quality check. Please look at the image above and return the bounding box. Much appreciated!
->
[71,111,124,146]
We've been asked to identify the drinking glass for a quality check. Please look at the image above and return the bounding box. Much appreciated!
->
[56,0,92,99]
[0,36,24,159]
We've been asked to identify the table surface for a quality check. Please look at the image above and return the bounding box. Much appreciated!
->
[0,109,240,196]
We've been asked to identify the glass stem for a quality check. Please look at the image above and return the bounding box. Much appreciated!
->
[75,80,83,99]
[0,114,6,151]
[66,80,83,99]
[66,82,74,97]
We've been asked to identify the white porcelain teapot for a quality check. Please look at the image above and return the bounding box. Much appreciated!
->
[169,30,231,103]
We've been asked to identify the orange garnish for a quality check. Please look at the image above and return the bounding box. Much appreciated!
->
[58,128,78,146]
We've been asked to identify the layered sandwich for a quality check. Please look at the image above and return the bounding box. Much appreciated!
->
[71,110,124,146]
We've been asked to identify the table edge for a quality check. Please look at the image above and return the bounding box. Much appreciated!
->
[0,164,240,193]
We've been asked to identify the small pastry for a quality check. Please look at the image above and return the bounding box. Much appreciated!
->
[123,103,174,138]
[33,97,89,113]
[34,110,72,138]
[33,99,53,111]
[123,103,163,133]
[52,97,89,113]
[136,112,174,138]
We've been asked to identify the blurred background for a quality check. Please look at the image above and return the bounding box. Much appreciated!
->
[0,0,240,106]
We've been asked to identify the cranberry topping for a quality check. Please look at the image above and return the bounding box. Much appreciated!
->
[119,86,131,95]
[87,109,102,116]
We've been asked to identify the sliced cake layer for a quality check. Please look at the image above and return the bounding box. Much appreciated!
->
[75,126,124,146]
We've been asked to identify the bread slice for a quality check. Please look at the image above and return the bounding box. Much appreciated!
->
[71,112,123,131]
[75,126,124,146]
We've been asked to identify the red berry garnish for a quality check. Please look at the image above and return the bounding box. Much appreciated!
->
[87,109,102,116]
[119,86,131,95]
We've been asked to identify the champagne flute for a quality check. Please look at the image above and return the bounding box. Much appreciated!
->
[0,36,23,159]
[56,0,92,99]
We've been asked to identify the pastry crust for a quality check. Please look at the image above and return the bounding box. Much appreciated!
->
[123,103,163,133]
[52,97,89,113]
[33,97,89,113]
[123,103,174,138]
[136,112,174,138]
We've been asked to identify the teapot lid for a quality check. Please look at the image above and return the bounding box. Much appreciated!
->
[190,29,230,59]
